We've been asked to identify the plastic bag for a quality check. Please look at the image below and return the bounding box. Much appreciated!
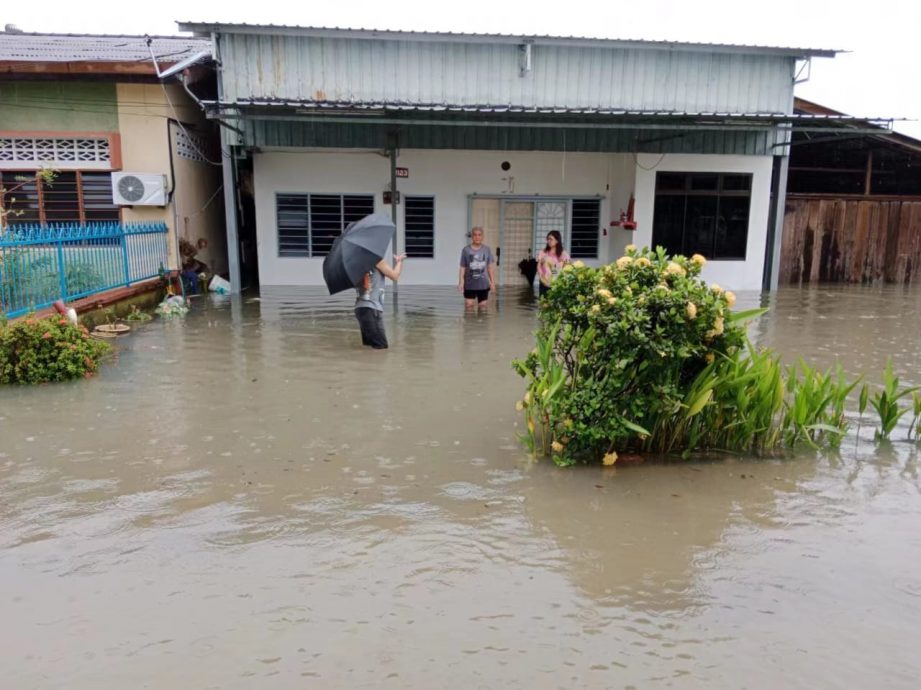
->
[209,275,232,294]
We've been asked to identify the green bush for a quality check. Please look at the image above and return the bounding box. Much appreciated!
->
[512,246,860,466]
[0,315,111,384]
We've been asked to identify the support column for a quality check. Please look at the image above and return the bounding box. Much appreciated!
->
[220,129,242,294]
[213,30,242,295]
[763,153,790,292]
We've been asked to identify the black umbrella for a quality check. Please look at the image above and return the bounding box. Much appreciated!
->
[322,214,395,295]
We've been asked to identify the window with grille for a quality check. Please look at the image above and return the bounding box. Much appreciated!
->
[0,170,120,226]
[569,199,601,258]
[276,193,375,257]
[651,172,752,260]
[404,196,435,258]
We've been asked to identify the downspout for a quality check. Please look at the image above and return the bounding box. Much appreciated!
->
[389,131,399,296]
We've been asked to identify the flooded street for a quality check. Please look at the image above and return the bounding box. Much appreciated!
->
[2,284,921,689]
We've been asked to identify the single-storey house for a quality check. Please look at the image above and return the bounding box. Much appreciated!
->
[0,30,226,276]
[177,22,893,292]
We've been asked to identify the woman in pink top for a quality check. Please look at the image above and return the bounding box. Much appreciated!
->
[537,230,571,297]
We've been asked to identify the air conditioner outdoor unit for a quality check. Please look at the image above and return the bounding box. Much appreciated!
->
[111,172,168,206]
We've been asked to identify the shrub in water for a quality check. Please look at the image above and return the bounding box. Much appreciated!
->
[0,315,111,384]
[513,246,861,465]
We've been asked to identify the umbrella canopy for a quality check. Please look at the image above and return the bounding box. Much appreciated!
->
[322,214,395,295]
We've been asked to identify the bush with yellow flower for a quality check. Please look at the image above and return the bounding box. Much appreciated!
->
[514,246,761,466]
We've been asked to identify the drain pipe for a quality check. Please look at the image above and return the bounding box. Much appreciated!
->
[389,132,399,296]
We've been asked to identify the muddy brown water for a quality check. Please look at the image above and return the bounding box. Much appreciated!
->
[1,285,920,689]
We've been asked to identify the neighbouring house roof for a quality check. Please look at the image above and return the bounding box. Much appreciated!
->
[0,32,211,75]
[177,21,838,59]
[794,97,921,153]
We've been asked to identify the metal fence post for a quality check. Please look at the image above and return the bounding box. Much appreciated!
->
[120,224,131,286]
[55,235,67,301]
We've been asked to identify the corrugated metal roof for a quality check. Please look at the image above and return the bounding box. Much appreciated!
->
[178,21,837,58]
[214,33,800,115]
[215,98,894,124]
[0,32,210,63]
[243,117,780,156]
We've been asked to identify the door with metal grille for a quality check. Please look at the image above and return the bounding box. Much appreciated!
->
[501,202,534,286]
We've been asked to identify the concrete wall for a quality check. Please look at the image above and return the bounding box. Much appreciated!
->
[254,148,771,290]
[632,153,773,291]
[254,149,639,286]
[116,83,225,274]
[0,82,118,131]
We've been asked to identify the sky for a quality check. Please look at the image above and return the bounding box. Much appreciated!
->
[4,0,920,138]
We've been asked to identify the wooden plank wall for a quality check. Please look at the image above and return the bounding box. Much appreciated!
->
[780,197,921,284]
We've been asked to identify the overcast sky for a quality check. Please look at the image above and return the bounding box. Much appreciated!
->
[5,0,919,138]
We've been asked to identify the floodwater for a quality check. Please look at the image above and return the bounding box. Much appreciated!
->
[2,284,920,689]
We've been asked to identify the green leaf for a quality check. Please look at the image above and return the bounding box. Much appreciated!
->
[726,307,768,324]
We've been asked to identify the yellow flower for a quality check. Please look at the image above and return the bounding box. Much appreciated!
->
[523,391,531,405]
[551,440,564,453]
[625,244,637,253]
[665,261,686,277]
[710,283,723,294]
[724,290,737,307]
[607,297,617,306]
[515,400,525,412]
[635,257,651,268]
[705,352,715,364]
[615,256,633,270]
[707,316,723,338]
[597,288,613,299]
[602,451,618,466]
[572,260,585,268]
[686,302,698,319]
[590,304,601,314]
[562,264,575,272]
[691,254,706,266]
[527,418,535,434]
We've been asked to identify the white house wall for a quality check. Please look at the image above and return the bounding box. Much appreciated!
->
[254,149,635,286]
[254,149,769,290]
[632,153,774,291]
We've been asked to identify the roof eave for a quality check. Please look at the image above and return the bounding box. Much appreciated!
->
[176,22,838,59]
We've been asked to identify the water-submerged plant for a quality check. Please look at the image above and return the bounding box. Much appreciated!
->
[513,247,872,466]
[870,359,918,441]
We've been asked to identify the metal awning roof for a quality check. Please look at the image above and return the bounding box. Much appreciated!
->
[205,99,894,132]
[178,21,838,59]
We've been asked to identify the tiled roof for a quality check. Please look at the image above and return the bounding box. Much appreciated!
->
[0,32,210,63]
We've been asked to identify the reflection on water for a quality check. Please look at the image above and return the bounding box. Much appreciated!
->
[1,284,920,688]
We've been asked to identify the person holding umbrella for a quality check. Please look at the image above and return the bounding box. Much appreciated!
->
[322,213,406,350]
[353,254,405,349]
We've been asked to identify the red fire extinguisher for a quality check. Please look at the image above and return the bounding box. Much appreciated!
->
[610,195,638,231]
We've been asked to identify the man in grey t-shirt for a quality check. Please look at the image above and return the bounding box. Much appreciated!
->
[457,227,496,309]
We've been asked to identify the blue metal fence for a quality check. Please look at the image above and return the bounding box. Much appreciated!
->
[0,222,169,318]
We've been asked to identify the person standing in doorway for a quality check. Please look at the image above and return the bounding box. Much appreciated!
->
[458,227,496,309]
[537,230,571,297]
[355,254,406,349]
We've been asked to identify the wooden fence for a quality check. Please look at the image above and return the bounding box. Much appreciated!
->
[780,197,921,285]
